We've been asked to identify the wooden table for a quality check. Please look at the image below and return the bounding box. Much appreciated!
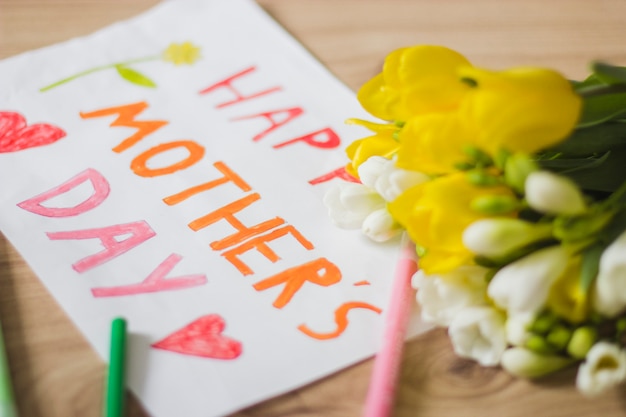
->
[1,1,626,416]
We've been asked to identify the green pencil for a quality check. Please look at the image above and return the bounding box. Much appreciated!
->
[0,321,17,417]
[106,318,127,417]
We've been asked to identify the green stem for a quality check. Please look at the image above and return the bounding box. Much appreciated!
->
[40,55,160,92]
[605,179,626,206]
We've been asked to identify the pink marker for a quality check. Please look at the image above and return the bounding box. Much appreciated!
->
[363,234,418,417]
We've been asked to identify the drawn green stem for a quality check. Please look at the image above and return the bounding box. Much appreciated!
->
[39,55,161,92]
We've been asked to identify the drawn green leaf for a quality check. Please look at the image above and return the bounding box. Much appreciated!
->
[115,65,157,88]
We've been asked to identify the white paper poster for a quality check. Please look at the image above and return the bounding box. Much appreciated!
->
[0,1,429,416]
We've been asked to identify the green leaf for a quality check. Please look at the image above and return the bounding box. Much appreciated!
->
[571,73,605,92]
[592,62,626,85]
[579,244,602,292]
[549,122,626,157]
[542,148,626,193]
[577,92,626,128]
[537,152,610,174]
[115,65,157,88]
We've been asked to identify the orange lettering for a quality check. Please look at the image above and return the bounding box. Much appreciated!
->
[80,101,168,153]
[223,225,314,275]
[163,161,251,206]
[131,140,205,177]
[189,193,284,247]
[297,301,382,340]
[253,257,339,308]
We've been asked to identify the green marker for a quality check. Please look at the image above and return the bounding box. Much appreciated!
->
[106,318,127,417]
[0,322,17,417]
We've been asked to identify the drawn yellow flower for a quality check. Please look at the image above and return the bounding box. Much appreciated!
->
[389,172,516,274]
[162,42,201,66]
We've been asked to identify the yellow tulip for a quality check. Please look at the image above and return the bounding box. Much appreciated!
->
[459,66,581,155]
[357,45,472,122]
[389,172,516,274]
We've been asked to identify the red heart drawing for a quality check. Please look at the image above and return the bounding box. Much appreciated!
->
[152,314,242,360]
[0,111,66,153]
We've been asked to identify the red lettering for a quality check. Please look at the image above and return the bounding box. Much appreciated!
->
[308,166,359,185]
[233,107,303,142]
[273,127,340,150]
[199,66,281,108]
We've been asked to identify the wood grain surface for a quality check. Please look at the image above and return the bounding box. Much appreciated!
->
[1,1,626,416]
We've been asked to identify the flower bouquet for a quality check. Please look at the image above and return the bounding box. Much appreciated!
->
[324,45,626,396]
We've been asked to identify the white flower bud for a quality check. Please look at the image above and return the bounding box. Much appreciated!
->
[462,218,553,258]
[592,230,626,317]
[357,156,389,189]
[448,306,507,366]
[487,245,569,315]
[576,342,626,397]
[361,208,402,242]
[501,347,573,378]
[505,313,535,346]
[525,171,586,215]
[359,156,428,202]
[411,266,488,326]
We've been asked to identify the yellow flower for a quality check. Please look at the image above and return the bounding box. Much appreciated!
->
[358,45,472,122]
[459,66,581,155]
[389,172,516,274]
[162,42,201,65]
[396,112,476,175]
[546,255,589,323]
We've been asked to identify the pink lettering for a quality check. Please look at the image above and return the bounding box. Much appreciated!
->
[17,168,110,217]
[91,253,207,297]
[47,220,156,273]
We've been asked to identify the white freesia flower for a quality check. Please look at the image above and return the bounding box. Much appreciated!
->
[448,306,507,366]
[487,245,569,315]
[501,347,573,378]
[359,156,429,202]
[525,171,587,215]
[463,218,553,258]
[592,229,626,317]
[323,182,384,229]
[323,156,426,242]
[412,266,488,326]
[505,312,535,346]
[576,342,626,397]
